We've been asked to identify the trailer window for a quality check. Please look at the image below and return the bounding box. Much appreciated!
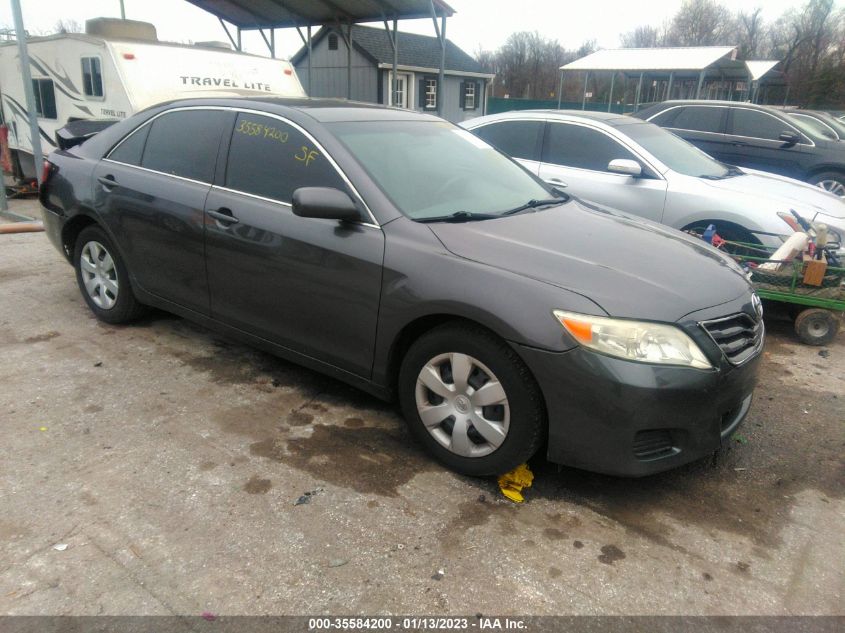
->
[32,79,57,119]
[82,57,104,97]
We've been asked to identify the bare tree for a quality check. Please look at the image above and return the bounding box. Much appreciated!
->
[665,0,734,46]
[736,8,764,58]
[620,25,662,48]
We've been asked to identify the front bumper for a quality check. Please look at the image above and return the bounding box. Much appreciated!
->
[516,302,763,477]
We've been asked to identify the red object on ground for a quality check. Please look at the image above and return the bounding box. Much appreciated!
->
[711,233,726,248]
[0,124,12,173]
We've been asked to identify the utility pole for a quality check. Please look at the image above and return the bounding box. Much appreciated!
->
[119,0,126,19]
[10,0,44,186]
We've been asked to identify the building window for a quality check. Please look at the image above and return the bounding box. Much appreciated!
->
[32,78,57,119]
[425,78,437,109]
[82,57,104,97]
[328,33,338,50]
[462,81,478,110]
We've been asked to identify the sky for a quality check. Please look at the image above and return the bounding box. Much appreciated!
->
[0,0,812,59]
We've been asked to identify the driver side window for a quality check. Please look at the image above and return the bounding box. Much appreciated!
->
[542,122,639,173]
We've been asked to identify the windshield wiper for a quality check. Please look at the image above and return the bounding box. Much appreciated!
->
[500,198,565,216]
[416,210,499,223]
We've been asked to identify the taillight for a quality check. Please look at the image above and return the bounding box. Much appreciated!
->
[41,159,55,186]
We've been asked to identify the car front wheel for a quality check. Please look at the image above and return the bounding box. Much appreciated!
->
[398,323,545,476]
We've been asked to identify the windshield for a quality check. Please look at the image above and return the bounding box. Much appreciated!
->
[788,113,838,140]
[621,121,731,178]
[328,120,554,220]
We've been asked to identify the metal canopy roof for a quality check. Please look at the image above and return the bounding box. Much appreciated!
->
[184,0,455,29]
[561,46,737,72]
[745,60,780,81]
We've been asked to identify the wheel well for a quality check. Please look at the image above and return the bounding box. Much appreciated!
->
[681,219,759,244]
[386,314,495,397]
[807,166,845,180]
[60,213,98,261]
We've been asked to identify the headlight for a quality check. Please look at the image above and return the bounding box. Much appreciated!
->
[553,310,712,369]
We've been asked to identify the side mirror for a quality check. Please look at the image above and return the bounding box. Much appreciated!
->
[778,131,801,145]
[292,187,361,222]
[607,158,642,177]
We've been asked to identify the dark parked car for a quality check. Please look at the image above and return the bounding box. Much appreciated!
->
[636,100,845,196]
[40,97,763,478]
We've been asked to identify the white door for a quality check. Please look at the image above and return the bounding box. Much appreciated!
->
[388,72,412,108]
[538,121,668,223]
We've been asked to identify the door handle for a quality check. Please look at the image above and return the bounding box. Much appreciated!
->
[207,207,239,225]
[97,175,117,190]
[547,177,568,188]
[732,141,747,147]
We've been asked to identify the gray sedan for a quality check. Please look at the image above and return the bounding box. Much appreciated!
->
[462,110,845,252]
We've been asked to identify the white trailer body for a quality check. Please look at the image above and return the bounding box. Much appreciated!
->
[0,23,305,178]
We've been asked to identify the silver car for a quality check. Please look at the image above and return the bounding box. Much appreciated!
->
[462,110,845,253]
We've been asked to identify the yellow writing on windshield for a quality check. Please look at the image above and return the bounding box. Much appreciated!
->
[236,119,289,143]
[295,145,320,167]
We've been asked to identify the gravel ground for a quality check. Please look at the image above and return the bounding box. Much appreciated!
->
[1,200,843,616]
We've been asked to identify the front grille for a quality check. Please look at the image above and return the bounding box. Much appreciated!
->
[701,313,763,365]
[633,429,676,460]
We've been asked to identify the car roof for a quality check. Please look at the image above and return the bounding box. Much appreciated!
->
[473,109,648,128]
[147,96,441,123]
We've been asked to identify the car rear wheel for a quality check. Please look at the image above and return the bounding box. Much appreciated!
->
[74,225,146,324]
[398,323,545,476]
[809,172,845,197]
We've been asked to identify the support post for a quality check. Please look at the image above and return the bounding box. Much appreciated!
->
[557,71,564,109]
[634,72,643,112]
[666,71,674,100]
[430,1,446,117]
[607,72,615,112]
[695,70,705,99]
[307,25,312,95]
[119,0,125,19]
[347,23,352,100]
[392,19,398,107]
[11,0,43,186]
[384,18,399,106]
[581,71,590,110]
[270,29,275,58]
[236,27,242,52]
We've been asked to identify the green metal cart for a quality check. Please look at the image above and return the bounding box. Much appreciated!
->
[728,244,844,345]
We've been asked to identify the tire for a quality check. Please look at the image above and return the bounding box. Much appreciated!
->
[794,308,839,346]
[808,171,845,197]
[398,323,545,476]
[74,225,146,324]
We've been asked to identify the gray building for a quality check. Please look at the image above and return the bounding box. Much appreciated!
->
[292,25,494,123]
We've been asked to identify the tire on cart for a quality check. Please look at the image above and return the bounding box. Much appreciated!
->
[793,308,840,346]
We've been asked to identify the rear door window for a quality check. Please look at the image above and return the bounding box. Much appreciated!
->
[472,120,543,161]
[141,109,227,182]
[666,106,725,133]
[542,122,638,172]
[730,108,797,141]
[108,125,150,166]
[225,113,346,203]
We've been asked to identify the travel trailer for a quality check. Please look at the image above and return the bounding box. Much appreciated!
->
[0,18,305,181]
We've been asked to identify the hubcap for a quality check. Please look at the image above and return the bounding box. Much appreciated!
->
[816,179,845,196]
[414,352,510,458]
[808,319,829,337]
[79,241,119,310]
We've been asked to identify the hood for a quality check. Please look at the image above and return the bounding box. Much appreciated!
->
[699,168,845,224]
[428,199,752,322]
